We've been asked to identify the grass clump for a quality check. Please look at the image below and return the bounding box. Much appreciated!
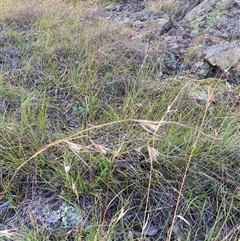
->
[0,0,240,240]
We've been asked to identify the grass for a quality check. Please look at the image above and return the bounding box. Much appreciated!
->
[0,0,240,240]
[147,0,177,15]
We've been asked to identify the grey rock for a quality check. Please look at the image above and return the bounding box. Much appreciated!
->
[183,0,240,40]
[115,4,122,12]
[203,42,240,70]
[183,0,221,25]
[131,20,147,28]
[30,202,83,230]
[191,61,210,77]
[61,206,82,229]
[150,15,172,36]
[189,89,208,102]
[101,0,240,80]
[5,189,85,236]
[105,4,114,11]
[106,3,122,12]
[134,9,151,21]
[159,51,178,72]
[174,0,204,21]
[210,14,239,41]
[134,225,161,237]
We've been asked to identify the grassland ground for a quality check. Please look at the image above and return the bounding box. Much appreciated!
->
[0,0,240,240]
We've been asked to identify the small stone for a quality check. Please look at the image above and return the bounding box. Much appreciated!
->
[191,62,210,77]
[106,4,122,12]
[160,51,177,70]
[61,205,82,229]
[134,225,161,237]
[135,9,150,21]
[189,89,208,101]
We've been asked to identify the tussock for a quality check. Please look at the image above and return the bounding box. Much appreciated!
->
[0,0,240,240]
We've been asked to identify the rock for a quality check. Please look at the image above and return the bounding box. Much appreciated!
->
[159,51,177,71]
[6,189,85,236]
[203,42,240,71]
[209,17,240,41]
[106,3,122,12]
[195,34,224,46]
[198,0,240,42]
[191,62,211,77]
[189,89,209,102]
[134,9,151,21]
[183,0,220,27]
[174,0,204,21]
[183,0,240,40]
[149,14,172,36]
[131,20,147,28]
[187,78,229,103]
[134,225,161,237]
[101,0,240,80]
